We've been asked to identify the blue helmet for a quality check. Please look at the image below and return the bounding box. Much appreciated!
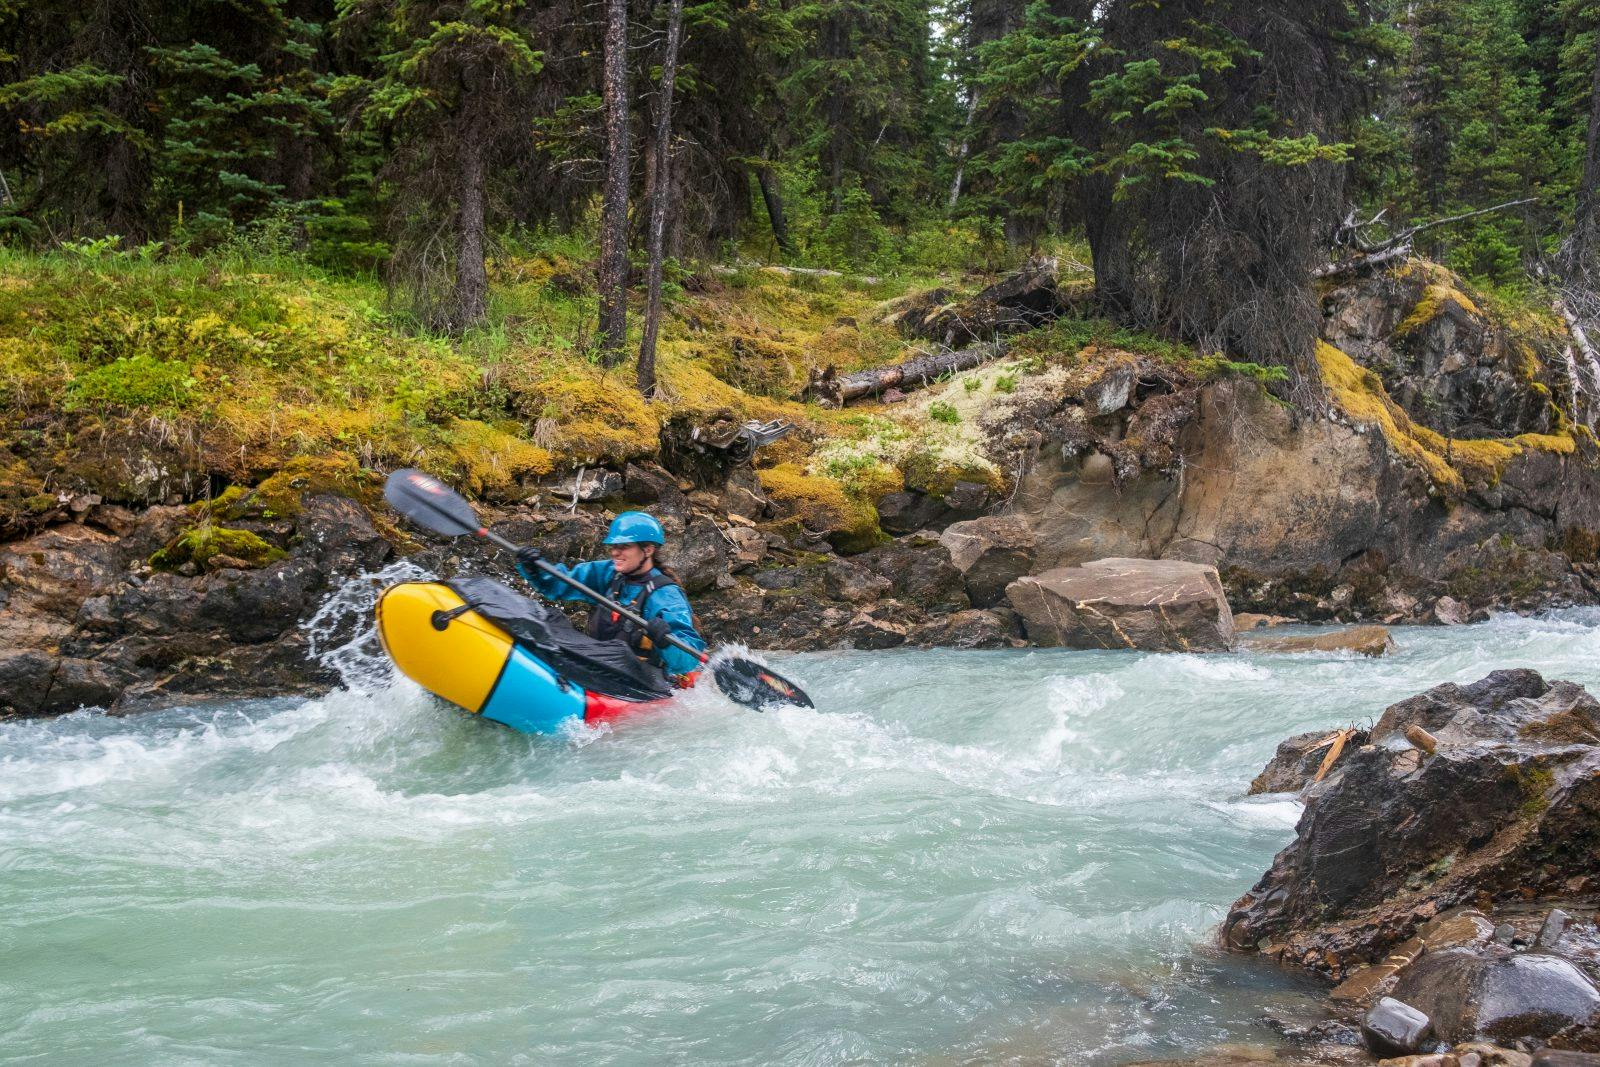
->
[603,511,665,545]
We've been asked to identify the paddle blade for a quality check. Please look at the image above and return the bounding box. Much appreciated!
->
[711,656,814,711]
[384,468,481,538]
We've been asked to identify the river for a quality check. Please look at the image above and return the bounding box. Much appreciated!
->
[4,570,1599,1065]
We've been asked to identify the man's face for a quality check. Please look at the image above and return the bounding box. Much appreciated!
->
[608,542,651,574]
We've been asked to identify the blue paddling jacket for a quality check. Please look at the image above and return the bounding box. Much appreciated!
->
[517,559,707,682]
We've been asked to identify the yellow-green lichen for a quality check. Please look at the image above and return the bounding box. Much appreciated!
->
[434,417,553,495]
[1317,341,1578,494]
[253,454,382,518]
[1396,283,1483,337]
[757,462,884,552]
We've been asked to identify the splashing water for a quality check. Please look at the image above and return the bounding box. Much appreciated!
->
[3,597,1599,1065]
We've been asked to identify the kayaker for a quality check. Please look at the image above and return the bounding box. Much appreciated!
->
[515,511,707,686]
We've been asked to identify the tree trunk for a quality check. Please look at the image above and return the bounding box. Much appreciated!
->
[805,342,1007,406]
[756,160,793,254]
[597,0,632,366]
[637,0,684,397]
[1564,33,1600,280]
[947,90,979,211]
[821,13,847,214]
[453,118,488,331]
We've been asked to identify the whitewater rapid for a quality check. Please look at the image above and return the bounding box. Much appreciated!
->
[4,569,1599,1064]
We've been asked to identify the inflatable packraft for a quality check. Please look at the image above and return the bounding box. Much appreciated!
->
[376,577,676,733]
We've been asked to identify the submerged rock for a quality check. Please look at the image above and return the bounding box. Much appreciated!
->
[1006,557,1236,652]
[1239,624,1396,657]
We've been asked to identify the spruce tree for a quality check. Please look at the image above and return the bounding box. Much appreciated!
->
[338,0,542,330]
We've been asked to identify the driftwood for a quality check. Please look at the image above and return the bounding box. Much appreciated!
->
[1315,198,1539,280]
[806,341,1007,407]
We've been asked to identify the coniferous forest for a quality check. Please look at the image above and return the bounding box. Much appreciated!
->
[3,0,1598,395]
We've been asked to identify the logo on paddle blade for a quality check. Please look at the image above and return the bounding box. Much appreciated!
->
[410,473,445,495]
[758,672,795,697]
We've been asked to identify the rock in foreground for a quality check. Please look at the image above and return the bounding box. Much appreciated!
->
[1005,557,1236,652]
[1226,669,1600,1052]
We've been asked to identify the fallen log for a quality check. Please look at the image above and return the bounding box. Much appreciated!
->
[806,341,1007,407]
[711,263,882,286]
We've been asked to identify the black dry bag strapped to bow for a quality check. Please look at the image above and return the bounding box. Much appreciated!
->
[444,577,673,702]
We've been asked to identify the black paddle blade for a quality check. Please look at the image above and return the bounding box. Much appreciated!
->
[384,468,482,538]
[711,656,814,711]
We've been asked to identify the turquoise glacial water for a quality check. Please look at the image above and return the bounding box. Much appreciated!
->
[4,570,1599,1065]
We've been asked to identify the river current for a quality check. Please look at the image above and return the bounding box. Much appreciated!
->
[4,569,1599,1065]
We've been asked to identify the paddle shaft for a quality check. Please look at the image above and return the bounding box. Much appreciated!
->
[472,526,710,666]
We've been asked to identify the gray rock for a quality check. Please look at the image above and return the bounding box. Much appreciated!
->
[1532,1053,1600,1066]
[1222,670,1600,980]
[840,609,910,650]
[876,491,949,535]
[1006,557,1236,652]
[1434,595,1468,625]
[1392,947,1600,1045]
[942,480,992,520]
[724,526,768,572]
[1537,910,1571,951]
[621,462,688,513]
[823,560,893,604]
[940,515,1036,608]
[906,608,1024,649]
[1248,728,1370,795]
[546,468,623,503]
[1082,358,1137,415]
[1361,996,1434,1057]
[670,519,728,594]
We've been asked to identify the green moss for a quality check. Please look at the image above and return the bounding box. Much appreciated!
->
[65,354,198,413]
[1514,763,1556,819]
[1189,355,1290,386]
[150,524,286,572]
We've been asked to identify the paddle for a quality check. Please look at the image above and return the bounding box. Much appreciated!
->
[383,468,814,711]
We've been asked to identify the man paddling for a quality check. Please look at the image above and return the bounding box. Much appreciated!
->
[516,512,707,687]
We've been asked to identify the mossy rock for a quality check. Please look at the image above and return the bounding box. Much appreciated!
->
[150,524,287,572]
[253,455,382,518]
[1315,341,1578,495]
[1395,282,1482,337]
[899,448,1006,498]
[434,417,553,496]
[757,462,885,553]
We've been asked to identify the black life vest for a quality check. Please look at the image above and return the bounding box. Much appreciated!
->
[587,567,680,661]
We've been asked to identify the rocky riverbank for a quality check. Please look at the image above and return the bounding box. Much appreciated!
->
[6,255,1600,717]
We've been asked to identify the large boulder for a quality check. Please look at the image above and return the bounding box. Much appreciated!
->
[1005,557,1236,652]
[940,515,1036,608]
[1223,670,1600,984]
[1391,947,1600,1046]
